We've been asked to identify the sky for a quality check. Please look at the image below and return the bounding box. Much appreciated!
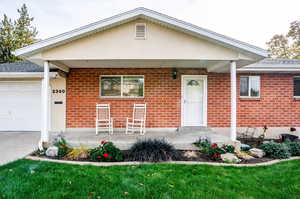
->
[0,0,299,49]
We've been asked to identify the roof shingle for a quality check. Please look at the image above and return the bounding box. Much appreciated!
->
[0,61,43,72]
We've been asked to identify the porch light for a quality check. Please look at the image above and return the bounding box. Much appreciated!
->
[172,68,177,79]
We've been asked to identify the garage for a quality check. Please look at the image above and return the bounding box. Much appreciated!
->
[0,81,41,131]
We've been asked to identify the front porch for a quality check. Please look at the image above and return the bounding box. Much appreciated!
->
[60,128,232,150]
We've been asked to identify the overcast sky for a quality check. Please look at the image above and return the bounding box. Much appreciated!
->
[0,0,299,49]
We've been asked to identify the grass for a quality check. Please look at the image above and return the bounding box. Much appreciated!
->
[0,159,300,199]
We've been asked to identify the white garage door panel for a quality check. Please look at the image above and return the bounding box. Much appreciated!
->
[0,81,41,131]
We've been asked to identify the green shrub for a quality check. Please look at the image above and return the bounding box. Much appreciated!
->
[194,138,211,153]
[128,139,179,162]
[223,145,235,153]
[195,139,235,160]
[53,136,71,158]
[285,141,300,156]
[260,141,291,159]
[90,141,123,162]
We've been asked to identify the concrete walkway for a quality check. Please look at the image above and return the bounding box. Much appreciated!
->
[0,132,40,166]
[62,128,232,150]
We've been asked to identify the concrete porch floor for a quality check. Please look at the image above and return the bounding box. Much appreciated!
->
[61,128,232,150]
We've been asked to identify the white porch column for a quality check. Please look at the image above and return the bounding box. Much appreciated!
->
[230,61,237,141]
[40,61,50,147]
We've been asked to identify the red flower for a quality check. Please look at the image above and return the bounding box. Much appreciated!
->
[96,155,101,159]
[103,153,109,158]
[101,140,108,145]
[211,143,218,149]
[212,154,220,159]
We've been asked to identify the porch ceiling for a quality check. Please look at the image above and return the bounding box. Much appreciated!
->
[49,59,255,73]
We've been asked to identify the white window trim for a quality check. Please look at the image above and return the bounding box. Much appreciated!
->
[240,76,260,98]
[100,75,145,98]
[135,23,146,40]
[293,76,300,98]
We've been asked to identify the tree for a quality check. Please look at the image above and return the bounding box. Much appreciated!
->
[267,19,300,59]
[0,4,38,63]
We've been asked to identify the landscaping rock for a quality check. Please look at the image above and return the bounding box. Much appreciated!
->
[45,146,58,157]
[221,153,240,163]
[183,151,198,158]
[249,148,265,158]
[240,144,251,151]
[235,151,254,160]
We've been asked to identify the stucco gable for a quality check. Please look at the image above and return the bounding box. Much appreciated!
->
[41,20,244,60]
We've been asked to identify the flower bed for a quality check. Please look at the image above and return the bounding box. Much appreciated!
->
[33,135,300,165]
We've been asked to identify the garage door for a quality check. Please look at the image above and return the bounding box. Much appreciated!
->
[0,81,41,131]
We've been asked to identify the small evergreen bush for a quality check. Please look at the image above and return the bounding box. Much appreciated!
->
[128,139,179,162]
[285,141,300,156]
[260,141,291,159]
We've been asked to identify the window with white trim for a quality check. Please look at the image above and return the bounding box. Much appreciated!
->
[100,75,144,98]
[135,23,146,39]
[293,77,300,97]
[240,76,260,98]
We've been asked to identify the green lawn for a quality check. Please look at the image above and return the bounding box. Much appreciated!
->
[0,159,300,199]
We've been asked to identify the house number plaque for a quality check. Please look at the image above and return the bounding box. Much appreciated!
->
[52,89,65,94]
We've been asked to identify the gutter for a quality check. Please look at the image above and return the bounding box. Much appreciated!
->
[0,72,59,79]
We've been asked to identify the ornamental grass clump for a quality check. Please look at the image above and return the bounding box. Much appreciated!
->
[260,141,291,159]
[65,144,89,160]
[90,141,124,162]
[128,139,180,162]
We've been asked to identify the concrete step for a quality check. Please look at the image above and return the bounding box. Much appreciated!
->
[177,126,214,133]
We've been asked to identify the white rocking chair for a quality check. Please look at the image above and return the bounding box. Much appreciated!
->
[95,104,113,135]
[126,104,147,135]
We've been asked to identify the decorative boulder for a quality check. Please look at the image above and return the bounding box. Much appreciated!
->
[183,151,198,158]
[249,148,265,158]
[235,151,254,160]
[45,146,58,157]
[221,153,240,163]
[240,144,251,151]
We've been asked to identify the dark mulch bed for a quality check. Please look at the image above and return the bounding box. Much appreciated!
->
[238,138,282,148]
[31,150,276,164]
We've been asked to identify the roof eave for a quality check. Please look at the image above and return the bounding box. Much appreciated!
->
[13,7,269,58]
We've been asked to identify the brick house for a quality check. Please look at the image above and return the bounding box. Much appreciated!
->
[10,8,300,145]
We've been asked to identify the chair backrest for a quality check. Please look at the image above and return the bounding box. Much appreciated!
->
[133,104,146,121]
[96,104,110,120]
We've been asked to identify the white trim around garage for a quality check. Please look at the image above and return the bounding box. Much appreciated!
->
[0,72,58,79]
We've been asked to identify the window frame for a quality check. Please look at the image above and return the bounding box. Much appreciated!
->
[135,23,147,40]
[99,75,145,98]
[239,76,261,98]
[293,76,300,98]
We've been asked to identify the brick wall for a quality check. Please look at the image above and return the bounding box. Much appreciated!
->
[66,68,300,128]
[208,73,300,127]
[66,68,206,128]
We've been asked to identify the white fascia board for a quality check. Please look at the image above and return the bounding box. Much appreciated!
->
[13,8,269,58]
[0,72,58,79]
[238,68,300,72]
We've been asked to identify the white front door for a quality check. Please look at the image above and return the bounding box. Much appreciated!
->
[182,75,207,126]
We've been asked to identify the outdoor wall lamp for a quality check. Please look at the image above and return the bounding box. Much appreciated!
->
[172,68,177,80]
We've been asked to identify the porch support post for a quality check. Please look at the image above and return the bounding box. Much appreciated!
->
[40,60,50,149]
[230,61,237,141]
